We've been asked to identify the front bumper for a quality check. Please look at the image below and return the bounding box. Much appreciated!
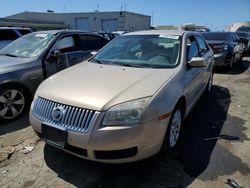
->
[30,106,169,163]
[213,52,231,66]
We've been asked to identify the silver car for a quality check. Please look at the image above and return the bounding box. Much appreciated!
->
[30,30,214,163]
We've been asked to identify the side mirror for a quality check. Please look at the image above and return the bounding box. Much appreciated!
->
[90,51,98,56]
[50,50,61,58]
[188,57,206,67]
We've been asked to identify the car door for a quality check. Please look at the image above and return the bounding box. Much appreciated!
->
[77,34,109,61]
[184,35,207,110]
[44,33,82,77]
[195,35,213,86]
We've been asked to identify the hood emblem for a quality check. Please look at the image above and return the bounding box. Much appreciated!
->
[52,106,65,122]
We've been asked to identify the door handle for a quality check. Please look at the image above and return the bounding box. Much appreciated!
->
[71,58,79,62]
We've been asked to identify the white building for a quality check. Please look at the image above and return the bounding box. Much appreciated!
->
[225,21,250,32]
[5,11,151,32]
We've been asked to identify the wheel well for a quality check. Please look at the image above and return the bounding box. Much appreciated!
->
[0,82,32,99]
[176,96,186,118]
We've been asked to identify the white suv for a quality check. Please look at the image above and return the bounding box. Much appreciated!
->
[0,27,32,50]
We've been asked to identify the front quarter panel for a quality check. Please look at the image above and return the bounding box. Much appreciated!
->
[142,69,183,124]
[0,60,44,95]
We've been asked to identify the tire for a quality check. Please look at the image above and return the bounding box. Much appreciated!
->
[0,85,30,122]
[228,55,234,69]
[161,103,184,153]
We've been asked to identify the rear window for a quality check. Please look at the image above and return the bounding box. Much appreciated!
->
[18,29,32,36]
[0,29,19,40]
[201,33,228,41]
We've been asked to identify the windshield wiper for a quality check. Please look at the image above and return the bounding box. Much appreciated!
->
[0,53,18,57]
[90,59,103,64]
[109,63,144,68]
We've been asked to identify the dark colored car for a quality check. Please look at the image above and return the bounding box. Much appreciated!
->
[201,32,244,68]
[0,27,33,50]
[237,26,250,33]
[95,31,116,41]
[236,32,250,55]
[0,30,108,121]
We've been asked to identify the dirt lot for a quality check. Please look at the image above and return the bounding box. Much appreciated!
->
[0,58,250,188]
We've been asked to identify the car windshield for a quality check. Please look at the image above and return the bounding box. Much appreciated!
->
[93,35,181,68]
[0,33,55,58]
[201,33,227,41]
[237,26,250,33]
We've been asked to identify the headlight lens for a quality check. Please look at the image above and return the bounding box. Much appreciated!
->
[102,97,150,126]
[223,45,228,51]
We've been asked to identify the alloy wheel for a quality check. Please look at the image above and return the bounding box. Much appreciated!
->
[169,109,182,147]
[0,89,25,119]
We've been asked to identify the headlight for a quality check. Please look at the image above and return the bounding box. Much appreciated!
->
[102,97,150,126]
[223,45,228,51]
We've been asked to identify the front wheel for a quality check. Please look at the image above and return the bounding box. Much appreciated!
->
[161,104,183,152]
[0,85,29,122]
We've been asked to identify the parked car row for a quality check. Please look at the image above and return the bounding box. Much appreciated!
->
[201,32,245,68]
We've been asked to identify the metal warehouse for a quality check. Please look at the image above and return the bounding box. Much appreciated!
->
[4,11,151,31]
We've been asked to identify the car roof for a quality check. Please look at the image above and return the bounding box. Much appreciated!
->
[201,31,235,35]
[0,27,32,30]
[31,30,96,35]
[124,30,190,36]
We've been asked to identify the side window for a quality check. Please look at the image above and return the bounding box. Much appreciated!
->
[79,35,108,51]
[196,35,208,56]
[0,30,19,40]
[56,36,76,53]
[187,36,199,61]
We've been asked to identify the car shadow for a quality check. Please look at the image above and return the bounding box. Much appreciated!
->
[43,85,236,187]
[215,57,250,75]
[177,86,231,177]
[0,113,29,136]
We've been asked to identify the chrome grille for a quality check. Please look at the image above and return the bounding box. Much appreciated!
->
[33,97,99,133]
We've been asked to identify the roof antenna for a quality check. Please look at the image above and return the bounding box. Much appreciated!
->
[97,4,99,12]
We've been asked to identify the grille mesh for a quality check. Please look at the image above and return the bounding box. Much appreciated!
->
[33,97,99,133]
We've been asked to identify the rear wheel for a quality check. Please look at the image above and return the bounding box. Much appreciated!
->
[0,85,30,122]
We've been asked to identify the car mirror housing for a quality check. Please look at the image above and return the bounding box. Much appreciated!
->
[188,57,206,67]
[90,51,98,56]
[50,50,61,58]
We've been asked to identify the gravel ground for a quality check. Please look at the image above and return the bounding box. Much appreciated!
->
[0,57,250,188]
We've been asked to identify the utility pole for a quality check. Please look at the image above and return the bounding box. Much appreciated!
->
[152,11,154,27]
[124,0,127,11]
[96,4,99,12]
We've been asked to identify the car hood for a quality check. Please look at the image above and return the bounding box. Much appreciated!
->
[0,55,33,73]
[36,62,176,111]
